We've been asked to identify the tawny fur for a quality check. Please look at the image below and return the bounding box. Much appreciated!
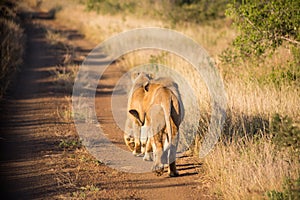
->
[124,72,184,177]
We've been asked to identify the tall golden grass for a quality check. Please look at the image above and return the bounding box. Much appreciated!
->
[21,0,299,199]
[203,136,299,199]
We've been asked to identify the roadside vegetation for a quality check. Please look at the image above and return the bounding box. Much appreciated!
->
[20,0,300,199]
[0,1,25,99]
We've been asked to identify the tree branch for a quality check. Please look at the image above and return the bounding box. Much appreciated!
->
[280,36,300,46]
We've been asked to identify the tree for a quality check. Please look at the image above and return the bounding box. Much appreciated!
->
[223,0,300,61]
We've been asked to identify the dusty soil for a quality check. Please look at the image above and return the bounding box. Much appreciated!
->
[0,10,212,200]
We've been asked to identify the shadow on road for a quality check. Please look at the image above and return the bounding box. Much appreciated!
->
[0,12,92,199]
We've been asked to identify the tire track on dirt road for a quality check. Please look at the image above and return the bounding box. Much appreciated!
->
[0,19,69,199]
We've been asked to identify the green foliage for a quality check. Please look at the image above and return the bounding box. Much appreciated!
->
[258,63,300,88]
[167,0,228,24]
[267,177,300,200]
[59,138,82,149]
[86,0,136,15]
[85,0,228,24]
[271,113,300,155]
[223,0,300,62]
[291,45,300,67]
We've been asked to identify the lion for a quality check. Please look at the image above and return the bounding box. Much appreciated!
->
[141,80,183,177]
[124,72,184,177]
[124,72,152,155]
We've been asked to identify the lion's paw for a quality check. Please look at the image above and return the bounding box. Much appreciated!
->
[152,164,164,176]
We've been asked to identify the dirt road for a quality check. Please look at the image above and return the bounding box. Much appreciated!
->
[0,14,210,199]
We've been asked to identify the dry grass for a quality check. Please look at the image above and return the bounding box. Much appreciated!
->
[0,4,25,98]
[115,48,299,200]
[53,64,79,94]
[20,0,300,199]
[203,137,299,199]
[45,28,67,45]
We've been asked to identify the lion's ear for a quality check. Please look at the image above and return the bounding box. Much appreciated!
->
[129,109,143,125]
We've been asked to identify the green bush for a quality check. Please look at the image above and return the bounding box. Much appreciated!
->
[267,177,300,200]
[258,64,300,88]
[169,0,228,24]
[223,0,300,62]
[271,113,300,155]
[86,0,136,15]
[85,0,228,24]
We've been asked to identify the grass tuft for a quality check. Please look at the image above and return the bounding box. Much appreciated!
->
[0,4,25,99]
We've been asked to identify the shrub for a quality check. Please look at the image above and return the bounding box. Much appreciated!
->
[169,0,228,24]
[267,177,300,200]
[271,113,300,155]
[223,0,300,63]
[85,0,228,25]
[85,0,136,15]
